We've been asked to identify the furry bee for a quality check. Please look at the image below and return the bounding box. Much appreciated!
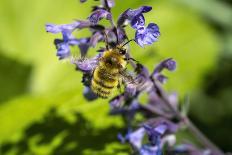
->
[91,46,127,98]
[91,44,130,98]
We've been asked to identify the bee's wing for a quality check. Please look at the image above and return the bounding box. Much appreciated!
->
[119,69,136,85]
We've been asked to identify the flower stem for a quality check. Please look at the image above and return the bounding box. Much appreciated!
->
[184,117,224,155]
[152,81,224,155]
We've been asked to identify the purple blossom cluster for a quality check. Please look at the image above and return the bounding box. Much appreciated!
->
[46,0,225,155]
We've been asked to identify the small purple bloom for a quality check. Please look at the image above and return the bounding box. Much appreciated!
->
[135,23,160,47]
[109,94,125,108]
[110,100,140,116]
[118,128,145,150]
[153,58,176,75]
[145,118,179,134]
[77,38,90,57]
[151,58,176,82]
[131,14,145,29]
[156,74,168,84]
[143,118,178,146]
[46,21,91,59]
[56,43,70,59]
[89,9,112,24]
[128,128,146,149]
[72,54,100,72]
[89,31,104,47]
[125,83,137,97]
[46,22,80,34]
[140,145,161,155]
[117,6,152,27]
[143,124,163,146]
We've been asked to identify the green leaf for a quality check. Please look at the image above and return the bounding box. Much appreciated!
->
[0,89,125,154]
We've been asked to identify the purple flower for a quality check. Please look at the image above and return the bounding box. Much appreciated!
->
[128,128,146,149]
[46,21,91,59]
[135,23,160,47]
[89,31,104,47]
[110,100,140,116]
[56,43,70,59]
[131,14,145,29]
[89,9,112,24]
[151,58,176,83]
[125,83,137,97]
[109,94,125,108]
[156,74,168,84]
[143,118,178,145]
[117,6,160,47]
[153,58,176,74]
[46,22,80,34]
[72,54,100,72]
[117,6,152,27]
[140,145,161,155]
[118,128,145,149]
[46,21,91,35]
[77,38,90,57]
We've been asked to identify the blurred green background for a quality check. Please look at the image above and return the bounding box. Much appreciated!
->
[0,0,231,154]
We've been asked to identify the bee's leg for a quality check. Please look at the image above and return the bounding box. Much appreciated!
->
[124,57,139,63]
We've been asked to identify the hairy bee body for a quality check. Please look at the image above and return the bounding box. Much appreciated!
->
[91,49,127,98]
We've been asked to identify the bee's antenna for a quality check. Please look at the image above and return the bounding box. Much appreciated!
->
[122,39,135,47]
[103,31,109,50]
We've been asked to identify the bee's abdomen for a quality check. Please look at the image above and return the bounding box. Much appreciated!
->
[91,66,119,98]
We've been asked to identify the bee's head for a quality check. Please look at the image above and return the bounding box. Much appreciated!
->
[116,45,127,55]
[116,39,135,55]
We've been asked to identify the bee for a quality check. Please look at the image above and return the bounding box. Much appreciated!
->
[90,39,136,98]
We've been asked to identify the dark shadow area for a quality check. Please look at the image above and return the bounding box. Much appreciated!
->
[190,114,232,152]
[190,55,232,152]
[204,56,232,96]
[1,108,128,155]
[0,53,31,103]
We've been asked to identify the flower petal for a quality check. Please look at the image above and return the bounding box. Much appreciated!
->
[140,145,161,155]
[89,9,112,24]
[129,128,146,149]
[135,23,160,47]
[117,6,152,27]
[144,118,179,135]
[152,58,176,76]
[130,14,145,29]
[56,43,70,59]
[76,38,90,57]
[118,128,146,150]
[72,55,100,72]
[45,22,80,34]
[110,94,125,108]
[89,32,104,47]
